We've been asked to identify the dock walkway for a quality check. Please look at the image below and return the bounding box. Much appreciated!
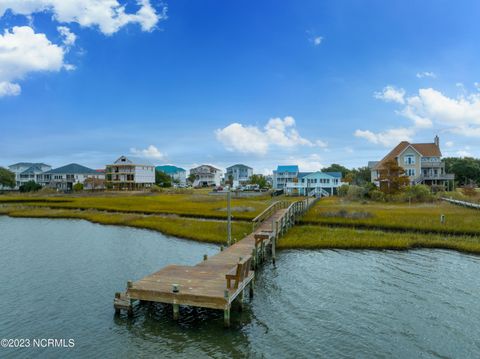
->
[441,197,480,209]
[114,198,318,326]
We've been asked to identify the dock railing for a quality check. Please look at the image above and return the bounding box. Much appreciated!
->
[441,197,480,209]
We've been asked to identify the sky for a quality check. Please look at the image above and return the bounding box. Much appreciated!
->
[1,0,480,174]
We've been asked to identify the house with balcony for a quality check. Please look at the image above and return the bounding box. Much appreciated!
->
[156,165,187,186]
[105,156,155,190]
[190,165,222,187]
[272,165,299,190]
[225,164,253,188]
[8,162,52,189]
[369,136,455,189]
[285,171,344,196]
[39,163,104,191]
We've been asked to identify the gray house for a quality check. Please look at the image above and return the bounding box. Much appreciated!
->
[225,164,253,188]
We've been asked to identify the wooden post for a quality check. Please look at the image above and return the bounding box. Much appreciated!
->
[173,303,179,320]
[203,254,208,261]
[224,306,231,328]
[249,281,254,298]
[252,248,257,269]
[127,280,133,289]
[272,236,276,266]
[227,187,232,246]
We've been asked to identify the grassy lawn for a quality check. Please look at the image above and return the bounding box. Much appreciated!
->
[300,197,480,235]
[279,225,480,254]
[0,206,251,244]
[0,190,294,220]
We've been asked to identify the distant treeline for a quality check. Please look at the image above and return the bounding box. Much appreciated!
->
[443,157,480,186]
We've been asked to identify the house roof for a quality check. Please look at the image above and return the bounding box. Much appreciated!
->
[156,165,186,174]
[374,141,442,170]
[9,162,50,168]
[20,165,46,174]
[110,156,154,166]
[45,163,98,175]
[298,172,312,179]
[276,165,299,173]
[323,171,342,178]
[226,164,253,170]
[191,164,221,172]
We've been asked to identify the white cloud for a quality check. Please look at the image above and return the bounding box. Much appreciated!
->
[312,36,323,46]
[354,128,414,147]
[416,71,436,79]
[456,150,472,157]
[215,116,327,155]
[0,0,166,35]
[374,85,405,104]
[445,141,454,147]
[0,26,65,97]
[57,26,76,46]
[284,154,324,172]
[0,81,20,96]
[130,145,165,159]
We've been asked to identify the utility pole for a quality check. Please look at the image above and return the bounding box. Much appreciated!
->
[227,186,232,246]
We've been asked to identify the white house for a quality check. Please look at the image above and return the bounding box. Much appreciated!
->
[285,171,344,196]
[8,162,52,189]
[156,165,187,185]
[225,164,253,188]
[105,156,155,190]
[38,163,105,191]
[272,165,299,190]
[190,165,222,187]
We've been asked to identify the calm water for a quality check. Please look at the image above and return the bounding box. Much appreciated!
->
[1,216,480,358]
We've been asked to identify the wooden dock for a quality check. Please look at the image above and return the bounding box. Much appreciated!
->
[114,198,317,327]
[441,197,480,209]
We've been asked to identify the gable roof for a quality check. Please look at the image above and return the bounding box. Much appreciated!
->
[156,165,186,174]
[20,165,46,174]
[226,164,253,170]
[9,162,50,169]
[276,165,299,173]
[45,163,98,175]
[374,141,442,170]
[111,156,153,166]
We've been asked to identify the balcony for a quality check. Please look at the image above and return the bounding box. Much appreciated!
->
[420,162,444,168]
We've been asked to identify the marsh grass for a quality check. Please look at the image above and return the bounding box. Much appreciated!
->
[280,225,480,254]
[0,206,250,244]
[301,197,480,235]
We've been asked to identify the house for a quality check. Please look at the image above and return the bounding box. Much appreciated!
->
[225,164,253,188]
[370,136,455,189]
[190,165,222,187]
[285,171,344,196]
[105,156,155,190]
[39,163,105,191]
[156,165,187,185]
[8,162,52,189]
[272,165,299,190]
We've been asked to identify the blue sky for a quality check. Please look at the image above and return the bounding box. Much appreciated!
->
[1,0,480,173]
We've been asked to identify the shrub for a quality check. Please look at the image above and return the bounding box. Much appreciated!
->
[462,184,477,197]
[346,185,367,200]
[369,189,385,202]
[19,181,42,193]
[73,183,84,192]
[337,184,349,197]
[403,185,433,202]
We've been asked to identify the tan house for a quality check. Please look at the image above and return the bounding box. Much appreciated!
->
[369,136,455,189]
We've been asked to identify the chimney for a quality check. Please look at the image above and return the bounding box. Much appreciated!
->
[434,135,439,147]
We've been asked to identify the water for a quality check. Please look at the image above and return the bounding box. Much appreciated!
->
[1,216,480,358]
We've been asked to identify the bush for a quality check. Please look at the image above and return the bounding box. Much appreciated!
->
[346,185,367,201]
[19,181,42,193]
[369,189,385,202]
[337,184,349,197]
[403,185,433,202]
[73,183,84,192]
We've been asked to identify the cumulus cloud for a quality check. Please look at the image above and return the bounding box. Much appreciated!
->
[130,145,165,159]
[312,36,323,46]
[456,150,472,157]
[57,26,76,47]
[416,71,436,79]
[284,154,324,172]
[0,26,66,97]
[374,85,405,104]
[215,116,327,155]
[445,141,454,147]
[354,128,414,147]
[0,0,165,35]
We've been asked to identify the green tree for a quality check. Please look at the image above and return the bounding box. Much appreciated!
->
[73,183,84,191]
[249,174,269,188]
[444,157,480,186]
[19,180,42,193]
[187,173,196,185]
[0,167,15,188]
[377,160,410,195]
[322,164,350,178]
[155,170,172,187]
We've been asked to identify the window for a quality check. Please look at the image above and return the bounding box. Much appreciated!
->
[404,155,415,165]
[407,169,416,176]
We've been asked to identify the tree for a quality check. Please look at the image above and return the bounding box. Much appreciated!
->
[322,164,350,178]
[187,173,196,185]
[0,167,15,188]
[73,183,84,191]
[155,170,172,187]
[226,174,234,187]
[19,180,42,193]
[249,174,269,188]
[444,157,480,186]
[377,160,410,194]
